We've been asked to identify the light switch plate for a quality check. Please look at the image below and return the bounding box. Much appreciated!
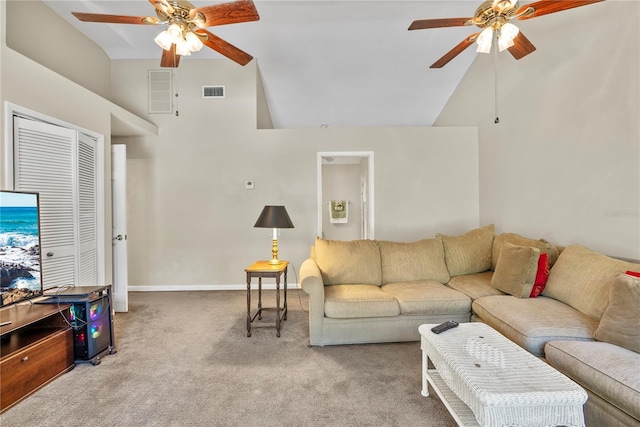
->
[245,180,254,189]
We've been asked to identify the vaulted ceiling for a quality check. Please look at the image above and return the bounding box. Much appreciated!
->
[42,1,605,129]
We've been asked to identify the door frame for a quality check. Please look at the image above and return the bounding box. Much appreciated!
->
[317,151,374,239]
[3,102,106,285]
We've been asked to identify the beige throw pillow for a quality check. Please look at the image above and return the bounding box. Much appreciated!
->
[377,237,450,285]
[314,238,382,286]
[438,224,494,276]
[490,242,540,298]
[491,232,559,271]
[593,273,640,353]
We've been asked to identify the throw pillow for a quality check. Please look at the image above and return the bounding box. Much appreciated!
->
[626,270,640,278]
[530,253,550,298]
[490,242,540,298]
[593,273,640,353]
[491,232,559,271]
[437,224,494,276]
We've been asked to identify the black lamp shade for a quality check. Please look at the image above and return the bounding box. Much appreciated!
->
[254,205,294,229]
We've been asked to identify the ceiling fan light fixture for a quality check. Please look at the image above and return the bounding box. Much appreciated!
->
[154,30,173,51]
[476,27,494,53]
[167,23,183,42]
[498,22,520,51]
[176,39,192,56]
[185,31,204,52]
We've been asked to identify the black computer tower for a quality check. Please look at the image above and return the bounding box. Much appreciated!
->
[67,294,112,360]
[39,286,115,363]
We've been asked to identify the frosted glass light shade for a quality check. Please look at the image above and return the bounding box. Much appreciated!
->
[476,27,494,54]
[498,23,520,51]
[154,30,173,51]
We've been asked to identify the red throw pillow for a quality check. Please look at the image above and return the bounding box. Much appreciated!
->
[626,270,640,278]
[530,253,550,298]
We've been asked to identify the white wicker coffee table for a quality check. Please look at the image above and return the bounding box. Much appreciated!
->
[419,323,588,427]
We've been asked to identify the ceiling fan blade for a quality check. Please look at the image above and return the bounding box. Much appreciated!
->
[190,0,260,27]
[195,29,253,66]
[430,33,479,68]
[409,17,474,30]
[507,31,537,60]
[71,12,159,25]
[148,0,174,15]
[160,44,180,68]
[516,0,604,20]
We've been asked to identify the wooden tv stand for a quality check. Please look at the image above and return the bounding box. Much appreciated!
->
[0,302,75,413]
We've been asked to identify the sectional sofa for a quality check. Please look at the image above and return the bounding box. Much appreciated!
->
[299,225,640,427]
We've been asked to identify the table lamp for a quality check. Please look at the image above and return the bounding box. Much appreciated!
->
[254,205,294,265]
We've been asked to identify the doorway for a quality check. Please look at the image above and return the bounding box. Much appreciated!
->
[317,152,374,240]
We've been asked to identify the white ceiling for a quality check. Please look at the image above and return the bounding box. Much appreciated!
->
[40,1,594,129]
[41,0,483,128]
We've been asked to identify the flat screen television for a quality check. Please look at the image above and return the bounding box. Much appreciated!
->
[0,190,44,307]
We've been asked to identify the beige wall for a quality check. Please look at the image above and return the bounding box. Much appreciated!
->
[1,1,156,288]
[322,163,362,241]
[435,1,640,260]
[111,58,479,288]
[6,0,111,100]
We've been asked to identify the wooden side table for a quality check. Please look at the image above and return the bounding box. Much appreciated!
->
[245,260,289,337]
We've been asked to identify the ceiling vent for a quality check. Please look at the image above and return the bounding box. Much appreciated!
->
[202,86,225,98]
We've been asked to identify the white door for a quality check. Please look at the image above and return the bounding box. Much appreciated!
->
[111,145,128,312]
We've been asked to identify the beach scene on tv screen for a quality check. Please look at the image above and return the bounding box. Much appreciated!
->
[0,191,42,306]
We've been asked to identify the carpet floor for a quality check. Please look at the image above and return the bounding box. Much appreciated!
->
[1,290,456,426]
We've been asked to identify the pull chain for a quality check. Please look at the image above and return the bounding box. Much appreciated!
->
[494,32,500,124]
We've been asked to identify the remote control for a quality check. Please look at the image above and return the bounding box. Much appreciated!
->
[431,320,459,334]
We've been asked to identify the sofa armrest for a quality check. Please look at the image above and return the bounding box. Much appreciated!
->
[300,258,325,345]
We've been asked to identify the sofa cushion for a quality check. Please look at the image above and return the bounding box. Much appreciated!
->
[381,281,470,316]
[324,284,399,318]
[490,242,540,298]
[594,273,640,353]
[543,245,640,319]
[377,238,450,285]
[472,295,599,356]
[438,224,494,276]
[545,340,640,420]
[314,238,382,286]
[446,271,504,301]
[491,232,559,270]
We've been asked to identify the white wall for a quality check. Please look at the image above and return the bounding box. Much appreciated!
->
[435,1,640,260]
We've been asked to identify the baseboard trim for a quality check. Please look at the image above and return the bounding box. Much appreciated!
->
[128,283,299,292]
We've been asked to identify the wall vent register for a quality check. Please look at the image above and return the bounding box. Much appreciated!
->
[203,86,225,98]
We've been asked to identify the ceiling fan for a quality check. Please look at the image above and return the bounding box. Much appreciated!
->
[409,0,604,68]
[71,0,259,68]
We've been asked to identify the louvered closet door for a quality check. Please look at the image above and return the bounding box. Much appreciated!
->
[13,117,98,288]
[78,133,98,285]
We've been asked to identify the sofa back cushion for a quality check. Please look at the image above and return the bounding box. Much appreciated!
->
[438,224,494,276]
[543,245,640,319]
[491,232,559,271]
[314,238,382,286]
[593,273,640,353]
[377,237,450,285]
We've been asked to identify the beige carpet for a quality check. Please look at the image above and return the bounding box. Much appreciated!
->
[1,290,456,426]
